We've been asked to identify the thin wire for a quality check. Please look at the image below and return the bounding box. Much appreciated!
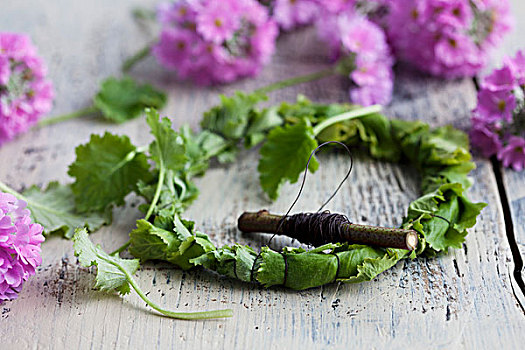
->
[267,141,354,246]
[250,141,354,283]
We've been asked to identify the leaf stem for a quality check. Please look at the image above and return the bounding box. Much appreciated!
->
[111,241,131,255]
[36,105,99,128]
[112,258,233,320]
[144,165,166,221]
[0,180,27,201]
[122,44,153,73]
[312,105,382,136]
[254,66,337,95]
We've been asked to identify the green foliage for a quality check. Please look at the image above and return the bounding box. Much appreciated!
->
[258,120,319,200]
[200,91,282,160]
[146,109,187,171]
[11,90,485,293]
[73,228,232,319]
[73,228,140,295]
[129,215,215,270]
[68,132,152,212]
[201,91,267,140]
[94,76,166,123]
[22,182,109,238]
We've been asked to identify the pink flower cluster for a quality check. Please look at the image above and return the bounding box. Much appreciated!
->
[153,0,278,85]
[269,0,318,31]
[470,50,525,171]
[0,33,54,146]
[317,10,394,106]
[0,193,44,301]
[385,0,512,78]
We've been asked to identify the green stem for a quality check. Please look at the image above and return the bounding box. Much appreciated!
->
[112,259,233,320]
[312,104,382,136]
[111,241,131,255]
[254,66,337,95]
[122,44,152,73]
[36,105,98,128]
[144,165,166,221]
[0,180,27,201]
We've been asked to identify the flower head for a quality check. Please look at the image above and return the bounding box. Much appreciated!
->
[385,0,512,78]
[0,33,54,146]
[498,137,525,171]
[317,10,394,106]
[0,192,44,302]
[470,49,525,170]
[270,0,318,30]
[475,88,516,123]
[153,0,278,85]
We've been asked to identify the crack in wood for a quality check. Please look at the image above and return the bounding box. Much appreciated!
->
[491,158,525,313]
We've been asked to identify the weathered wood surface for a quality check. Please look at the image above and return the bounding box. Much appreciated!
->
[1,0,524,349]
[496,0,525,301]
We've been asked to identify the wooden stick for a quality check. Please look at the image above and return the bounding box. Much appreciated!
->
[238,210,418,251]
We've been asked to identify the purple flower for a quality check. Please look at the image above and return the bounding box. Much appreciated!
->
[153,0,278,86]
[0,192,44,302]
[475,88,516,123]
[506,50,525,86]
[384,0,512,78]
[317,10,394,105]
[340,15,388,59]
[272,0,318,30]
[313,0,356,13]
[469,118,502,157]
[0,33,54,146]
[196,1,240,43]
[470,49,525,170]
[482,65,517,92]
[498,137,525,171]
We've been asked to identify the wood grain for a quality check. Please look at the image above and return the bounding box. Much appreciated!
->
[0,1,524,349]
[496,0,525,306]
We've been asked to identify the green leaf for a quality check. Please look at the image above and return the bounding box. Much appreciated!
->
[146,109,187,171]
[22,182,109,238]
[258,119,319,200]
[73,228,140,295]
[93,76,166,123]
[137,171,199,218]
[74,228,232,319]
[68,132,152,212]
[179,125,229,175]
[244,106,283,148]
[201,91,267,140]
[129,216,215,270]
[129,219,176,262]
[343,250,404,284]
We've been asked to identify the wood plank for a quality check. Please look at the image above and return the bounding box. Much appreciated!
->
[486,0,525,304]
[1,1,524,348]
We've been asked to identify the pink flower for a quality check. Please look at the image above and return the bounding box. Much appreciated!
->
[340,16,388,59]
[470,49,525,170]
[316,10,394,105]
[384,0,512,78]
[196,1,240,43]
[482,65,517,92]
[475,88,516,123]
[0,33,54,146]
[498,137,525,171]
[0,192,44,301]
[469,119,502,157]
[153,0,278,86]
[272,0,318,30]
[506,50,525,85]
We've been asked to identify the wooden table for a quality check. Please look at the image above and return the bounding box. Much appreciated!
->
[1,1,524,348]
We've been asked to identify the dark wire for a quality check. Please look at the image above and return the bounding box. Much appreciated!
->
[267,141,354,246]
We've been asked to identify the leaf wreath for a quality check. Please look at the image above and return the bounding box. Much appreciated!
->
[65,94,485,292]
